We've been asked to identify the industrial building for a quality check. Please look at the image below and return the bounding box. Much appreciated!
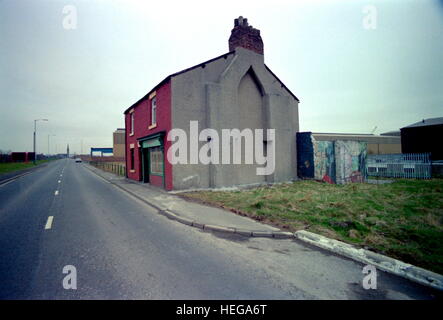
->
[401,117,443,161]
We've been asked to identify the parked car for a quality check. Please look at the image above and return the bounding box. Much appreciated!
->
[75,158,82,163]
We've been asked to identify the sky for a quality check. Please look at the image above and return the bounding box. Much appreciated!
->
[0,0,442,155]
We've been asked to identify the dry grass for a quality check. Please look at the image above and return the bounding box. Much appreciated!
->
[181,179,443,274]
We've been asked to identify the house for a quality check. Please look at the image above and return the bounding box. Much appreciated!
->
[400,117,443,161]
[124,17,300,190]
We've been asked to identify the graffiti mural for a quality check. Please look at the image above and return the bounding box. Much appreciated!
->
[296,132,315,179]
[313,140,336,184]
[296,132,367,184]
[334,140,367,184]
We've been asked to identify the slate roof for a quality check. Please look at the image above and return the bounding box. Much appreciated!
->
[124,50,299,114]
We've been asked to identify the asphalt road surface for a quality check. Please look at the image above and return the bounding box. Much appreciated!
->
[0,159,440,299]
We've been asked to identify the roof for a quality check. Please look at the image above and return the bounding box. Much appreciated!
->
[312,132,375,136]
[402,117,443,129]
[310,132,401,144]
[124,49,299,114]
[380,130,400,136]
[124,51,235,114]
[264,65,299,102]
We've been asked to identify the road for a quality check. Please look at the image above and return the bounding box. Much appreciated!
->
[0,159,440,299]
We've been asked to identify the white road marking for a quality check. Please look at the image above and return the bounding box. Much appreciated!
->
[45,216,54,230]
[55,190,59,195]
[58,180,61,183]
[0,171,33,187]
[0,179,15,187]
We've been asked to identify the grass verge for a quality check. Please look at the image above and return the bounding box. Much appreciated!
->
[180,179,443,274]
[0,160,52,176]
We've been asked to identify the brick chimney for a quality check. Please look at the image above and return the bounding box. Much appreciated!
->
[228,16,264,55]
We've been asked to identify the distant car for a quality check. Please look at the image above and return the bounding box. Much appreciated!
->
[75,158,82,163]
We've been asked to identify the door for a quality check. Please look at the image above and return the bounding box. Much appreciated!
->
[141,148,150,183]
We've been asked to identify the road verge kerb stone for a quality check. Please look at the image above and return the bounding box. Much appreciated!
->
[272,231,295,239]
[294,230,443,291]
[252,231,274,238]
[204,224,236,234]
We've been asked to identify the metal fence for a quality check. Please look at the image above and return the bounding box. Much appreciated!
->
[366,153,431,179]
[90,161,126,177]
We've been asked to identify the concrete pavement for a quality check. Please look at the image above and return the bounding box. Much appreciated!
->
[84,163,285,235]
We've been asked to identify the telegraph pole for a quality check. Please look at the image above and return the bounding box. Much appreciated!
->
[33,119,48,164]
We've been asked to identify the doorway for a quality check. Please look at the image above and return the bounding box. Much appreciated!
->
[141,148,150,183]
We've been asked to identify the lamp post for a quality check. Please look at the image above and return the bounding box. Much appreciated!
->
[33,119,48,164]
[48,134,56,156]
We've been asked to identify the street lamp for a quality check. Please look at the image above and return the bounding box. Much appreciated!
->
[48,134,56,156]
[33,119,48,164]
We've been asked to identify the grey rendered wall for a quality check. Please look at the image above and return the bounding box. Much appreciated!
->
[171,47,299,190]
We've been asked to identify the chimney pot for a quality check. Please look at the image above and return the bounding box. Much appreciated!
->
[228,16,264,55]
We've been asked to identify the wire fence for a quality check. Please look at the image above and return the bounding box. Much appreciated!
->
[366,153,432,179]
[90,161,126,177]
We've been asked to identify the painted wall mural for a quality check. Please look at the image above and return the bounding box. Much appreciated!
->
[334,140,367,184]
[297,132,367,184]
[313,140,336,184]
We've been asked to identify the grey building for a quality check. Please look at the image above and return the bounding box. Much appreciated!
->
[124,16,300,190]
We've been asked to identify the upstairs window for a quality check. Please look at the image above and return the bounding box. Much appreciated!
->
[151,97,157,126]
[130,112,134,135]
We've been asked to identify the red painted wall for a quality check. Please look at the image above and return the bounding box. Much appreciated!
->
[125,81,173,190]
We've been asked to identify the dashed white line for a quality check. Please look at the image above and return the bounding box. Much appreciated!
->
[45,216,54,230]
[58,180,61,183]
[55,190,59,196]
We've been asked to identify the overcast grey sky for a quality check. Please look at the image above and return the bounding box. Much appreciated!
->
[1,0,442,155]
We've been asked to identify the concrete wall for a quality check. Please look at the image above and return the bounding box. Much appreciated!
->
[334,140,367,184]
[313,133,400,155]
[297,132,367,184]
[171,47,299,190]
[313,140,336,183]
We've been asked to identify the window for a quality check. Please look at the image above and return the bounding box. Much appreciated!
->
[130,112,134,135]
[130,148,135,170]
[151,97,157,126]
[150,147,163,175]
